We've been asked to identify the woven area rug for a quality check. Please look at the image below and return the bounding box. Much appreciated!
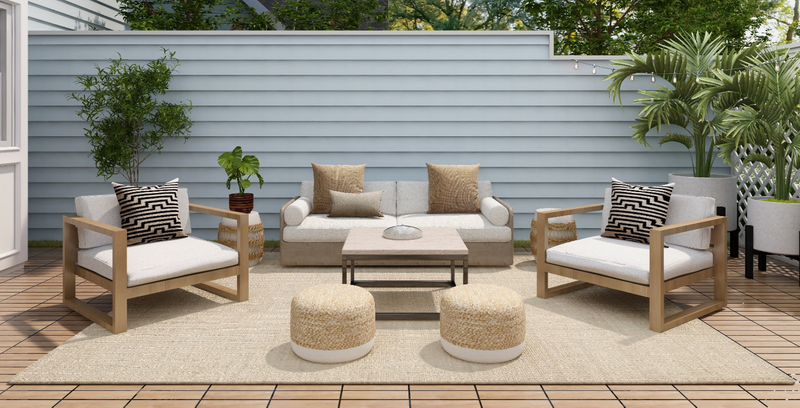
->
[11,253,792,384]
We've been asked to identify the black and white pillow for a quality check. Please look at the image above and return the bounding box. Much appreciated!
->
[600,178,674,244]
[112,178,187,246]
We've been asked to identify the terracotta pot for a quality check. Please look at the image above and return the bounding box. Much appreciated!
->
[229,193,254,213]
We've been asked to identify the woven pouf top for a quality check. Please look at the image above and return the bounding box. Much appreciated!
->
[440,284,526,351]
[291,284,375,351]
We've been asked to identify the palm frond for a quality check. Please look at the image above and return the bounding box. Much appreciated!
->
[658,133,693,149]
[743,153,774,168]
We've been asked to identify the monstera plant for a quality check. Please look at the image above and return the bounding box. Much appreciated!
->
[218,146,264,213]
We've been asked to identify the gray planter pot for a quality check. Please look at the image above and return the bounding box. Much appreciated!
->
[747,197,800,256]
[668,173,738,232]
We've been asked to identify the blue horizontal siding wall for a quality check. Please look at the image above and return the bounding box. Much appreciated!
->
[28,31,733,242]
[29,0,126,31]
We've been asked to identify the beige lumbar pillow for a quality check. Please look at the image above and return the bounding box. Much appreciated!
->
[310,163,366,214]
[427,163,480,213]
[328,190,384,218]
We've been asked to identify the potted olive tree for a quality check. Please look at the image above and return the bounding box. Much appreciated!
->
[69,49,193,186]
[698,49,800,258]
[605,32,761,235]
[218,146,264,213]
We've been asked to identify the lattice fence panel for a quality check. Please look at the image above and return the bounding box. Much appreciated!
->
[732,144,800,241]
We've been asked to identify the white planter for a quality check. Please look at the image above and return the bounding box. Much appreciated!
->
[668,173,737,232]
[747,197,800,256]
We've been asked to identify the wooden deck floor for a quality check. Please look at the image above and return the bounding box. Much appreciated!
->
[1,246,799,408]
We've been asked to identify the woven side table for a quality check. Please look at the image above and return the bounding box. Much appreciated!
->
[531,208,577,257]
[218,210,264,267]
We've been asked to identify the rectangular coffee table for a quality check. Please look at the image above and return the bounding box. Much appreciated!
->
[341,227,469,321]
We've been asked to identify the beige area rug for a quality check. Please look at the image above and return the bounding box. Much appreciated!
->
[11,253,793,385]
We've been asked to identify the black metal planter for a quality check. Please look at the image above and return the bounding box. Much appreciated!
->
[744,225,800,285]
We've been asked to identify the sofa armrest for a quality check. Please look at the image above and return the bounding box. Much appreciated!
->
[282,196,312,226]
[491,196,514,229]
[63,215,127,286]
[481,197,510,226]
[280,196,302,244]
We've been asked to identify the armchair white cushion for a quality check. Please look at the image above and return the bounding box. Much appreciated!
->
[77,236,239,287]
[480,197,509,226]
[547,236,713,285]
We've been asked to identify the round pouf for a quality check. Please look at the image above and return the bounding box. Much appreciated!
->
[440,284,525,363]
[290,284,375,363]
[218,211,264,267]
[530,208,577,257]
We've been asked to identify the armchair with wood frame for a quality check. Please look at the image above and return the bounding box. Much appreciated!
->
[535,192,727,332]
[62,191,249,334]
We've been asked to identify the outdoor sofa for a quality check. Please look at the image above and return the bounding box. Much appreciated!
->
[279,181,513,266]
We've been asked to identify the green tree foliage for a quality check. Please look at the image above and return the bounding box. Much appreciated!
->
[523,0,780,55]
[389,0,530,30]
[117,0,276,30]
[273,0,388,30]
[605,32,763,177]
[69,50,194,187]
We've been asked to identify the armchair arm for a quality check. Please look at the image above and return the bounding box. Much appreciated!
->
[649,215,727,287]
[62,215,127,288]
[189,203,249,267]
[535,203,603,262]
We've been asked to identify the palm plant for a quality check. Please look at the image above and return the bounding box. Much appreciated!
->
[605,32,762,177]
[218,146,264,195]
[697,50,800,201]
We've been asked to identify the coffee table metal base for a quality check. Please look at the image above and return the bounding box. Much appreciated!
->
[342,254,468,321]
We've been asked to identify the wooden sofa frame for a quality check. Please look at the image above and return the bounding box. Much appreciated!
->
[279,196,515,266]
[536,204,728,332]
[62,204,249,334]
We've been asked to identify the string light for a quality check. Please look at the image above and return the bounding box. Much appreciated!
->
[776,61,780,72]
[672,73,677,84]
[592,64,597,75]
[630,75,635,81]
[574,59,579,70]
[651,73,656,83]
[696,75,701,84]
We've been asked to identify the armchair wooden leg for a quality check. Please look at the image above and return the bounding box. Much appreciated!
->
[537,267,592,298]
[237,268,249,302]
[111,291,127,334]
[649,293,665,332]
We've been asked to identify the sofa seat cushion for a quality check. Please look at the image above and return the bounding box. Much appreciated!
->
[283,215,398,243]
[546,236,713,285]
[398,214,511,243]
[77,236,239,287]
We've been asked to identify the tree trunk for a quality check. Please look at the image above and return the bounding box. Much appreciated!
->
[787,0,799,43]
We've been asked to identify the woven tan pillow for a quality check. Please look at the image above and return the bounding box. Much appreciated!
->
[310,163,366,214]
[328,190,384,218]
[427,163,480,213]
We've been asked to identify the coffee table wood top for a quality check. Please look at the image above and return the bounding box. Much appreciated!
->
[342,227,468,256]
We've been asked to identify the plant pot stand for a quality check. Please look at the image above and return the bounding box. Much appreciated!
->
[218,211,264,267]
[716,206,739,258]
[745,225,800,285]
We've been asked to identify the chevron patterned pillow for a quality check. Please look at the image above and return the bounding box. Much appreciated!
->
[112,178,188,246]
[600,178,674,245]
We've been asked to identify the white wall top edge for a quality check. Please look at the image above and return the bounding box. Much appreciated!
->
[27,30,629,60]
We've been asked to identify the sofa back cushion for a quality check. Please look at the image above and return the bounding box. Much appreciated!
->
[601,188,715,250]
[301,181,397,216]
[397,181,492,216]
[75,188,191,249]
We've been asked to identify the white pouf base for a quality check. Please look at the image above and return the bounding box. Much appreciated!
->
[440,338,524,363]
[248,257,261,267]
[291,338,375,364]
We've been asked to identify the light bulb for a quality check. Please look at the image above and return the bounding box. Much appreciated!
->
[672,74,677,84]
[574,60,579,70]
[592,65,596,75]
[651,73,656,83]
[630,75,635,81]
[696,75,700,84]
[776,62,780,72]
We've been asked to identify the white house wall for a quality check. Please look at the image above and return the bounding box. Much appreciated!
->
[27,31,732,241]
